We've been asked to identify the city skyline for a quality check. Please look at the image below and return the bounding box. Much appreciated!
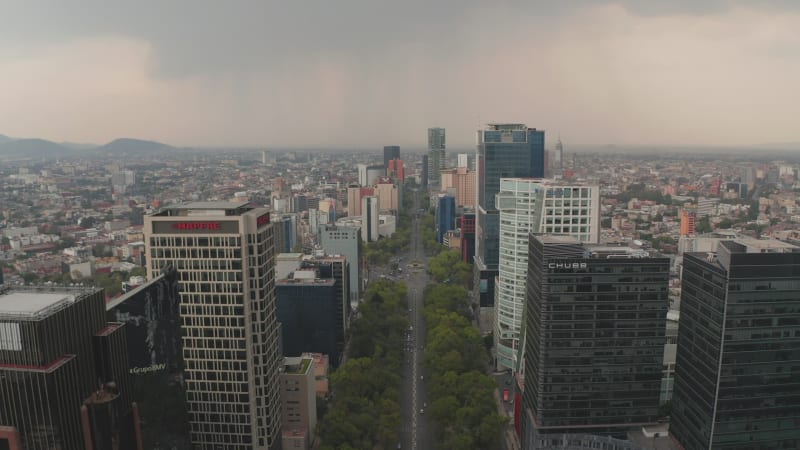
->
[1,1,799,148]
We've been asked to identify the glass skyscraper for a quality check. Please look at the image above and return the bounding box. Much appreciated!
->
[383,146,400,175]
[522,235,668,443]
[427,127,446,184]
[671,239,800,450]
[494,179,600,371]
[474,124,545,306]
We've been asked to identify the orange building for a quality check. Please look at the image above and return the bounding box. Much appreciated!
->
[680,208,696,236]
[440,167,476,207]
[387,158,404,181]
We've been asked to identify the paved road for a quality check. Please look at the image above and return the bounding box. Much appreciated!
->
[398,189,433,450]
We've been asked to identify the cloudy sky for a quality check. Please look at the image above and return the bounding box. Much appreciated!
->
[1,1,798,149]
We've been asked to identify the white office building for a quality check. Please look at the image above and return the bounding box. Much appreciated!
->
[145,202,281,449]
[494,179,600,371]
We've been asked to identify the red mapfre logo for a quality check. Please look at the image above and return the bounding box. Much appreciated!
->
[172,222,221,231]
[257,213,271,226]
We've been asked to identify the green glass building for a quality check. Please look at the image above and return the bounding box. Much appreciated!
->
[671,240,800,449]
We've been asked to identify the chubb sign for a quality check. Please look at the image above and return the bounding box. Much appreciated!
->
[548,262,587,270]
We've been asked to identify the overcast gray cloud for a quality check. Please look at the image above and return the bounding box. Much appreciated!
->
[1,1,798,149]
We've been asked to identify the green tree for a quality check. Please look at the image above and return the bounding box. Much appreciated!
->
[429,250,471,287]
[695,216,712,234]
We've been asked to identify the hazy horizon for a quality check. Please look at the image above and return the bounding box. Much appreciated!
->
[1,1,799,149]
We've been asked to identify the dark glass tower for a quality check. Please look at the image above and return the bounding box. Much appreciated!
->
[276,277,339,365]
[421,155,429,188]
[106,266,187,449]
[474,124,544,306]
[522,235,668,445]
[383,146,400,175]
[299,255,350,367]
[0,286,136,450]
[436,194,456,244]
[671,240,800,450]
[427,128,445,184]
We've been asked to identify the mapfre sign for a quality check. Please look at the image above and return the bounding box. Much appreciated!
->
[172,222,221,231]
[152,220,239,234]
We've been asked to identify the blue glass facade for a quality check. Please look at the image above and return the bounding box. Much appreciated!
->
[671,241,800,450]
[474,124,545,305]
[276,279,340,366]
[436,195,456,244]
[476,126,544,267]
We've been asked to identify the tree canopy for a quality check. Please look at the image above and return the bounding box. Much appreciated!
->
[317,280,408,450]
[428,250,472,289]
[421,284,506,449]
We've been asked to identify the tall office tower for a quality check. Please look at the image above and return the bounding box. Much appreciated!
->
[279,356,317,450]
[421,155,429,188]
[107,266,186,448]
[457,153,469,169]
[671,240,800,450]
[440,167,477,208]
[319,225,361,303]
[741,167,756,190]
[144,202,281,450]
[427,127,446,185]
[357,164,385,187]
[680,208,696,236]
[308,209,330,236]
[553,137,563,172]
[291,195,307,214]
[357,164,368,187]
[273,214,299,254]
[301,255,350,365]
[474,124,545,306]
[387,158,405,181]
[277,274,338,362]
[494,179,599,371]
[361,196,379,242]
[346,184,361,216]
[458,212,476,264]
[374,177,399,213]
[347,185,374,217]
[522,236,668,446]
[383,146,400,174]
[436,195,456,244]
[0,286,137,450]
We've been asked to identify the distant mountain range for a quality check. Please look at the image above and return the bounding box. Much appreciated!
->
[0,135,179,159]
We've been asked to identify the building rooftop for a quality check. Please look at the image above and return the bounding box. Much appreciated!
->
[0,291,75,319]
[485,123,529,130]
[171,201,248,210]
[536,235,660,258]
[152,201,256,217]
[282,356,313,375]
[277,278,335,286]
[538,235,581,245]
[276,253,304,261]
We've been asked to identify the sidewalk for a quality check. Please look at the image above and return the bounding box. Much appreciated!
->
[494,388,521,450]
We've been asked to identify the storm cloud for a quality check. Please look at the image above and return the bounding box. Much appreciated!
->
[1,1,798,149]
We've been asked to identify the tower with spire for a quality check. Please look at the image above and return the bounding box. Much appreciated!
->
[554,135,563,172]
